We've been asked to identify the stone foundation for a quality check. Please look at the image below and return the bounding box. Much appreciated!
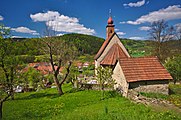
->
[129,80,169,95]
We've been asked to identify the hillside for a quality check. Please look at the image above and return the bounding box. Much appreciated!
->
[3,84,181,120]
[12,33,104,58]
[61,33,104,55]
[12,34,181,63]
[12,34,145,56]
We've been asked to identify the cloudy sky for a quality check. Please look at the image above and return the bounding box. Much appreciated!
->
[0,0,181,39]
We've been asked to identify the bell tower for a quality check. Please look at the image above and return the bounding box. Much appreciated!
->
[106,9,115,39]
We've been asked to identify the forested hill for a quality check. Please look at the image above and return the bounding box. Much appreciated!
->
[13,33,148,56]
[12,33,104,56]
[12,33,180,58]
[60,33,104,55]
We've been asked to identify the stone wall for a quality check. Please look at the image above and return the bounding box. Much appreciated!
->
[112,61,129,97]
[129,80,169,95]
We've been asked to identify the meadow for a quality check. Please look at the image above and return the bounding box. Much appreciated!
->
[3,84,181,120]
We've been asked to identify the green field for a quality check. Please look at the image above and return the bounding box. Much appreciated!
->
[3,84,180,120]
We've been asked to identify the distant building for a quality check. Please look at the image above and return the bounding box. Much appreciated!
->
[94,15,172,97]
[23,62,63,75]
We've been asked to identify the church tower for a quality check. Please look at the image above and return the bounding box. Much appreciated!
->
[106,11,115,39]
[94,10,130,75]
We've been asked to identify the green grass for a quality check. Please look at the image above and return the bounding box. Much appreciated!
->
[169,84,181,95]
[3,84,181,120]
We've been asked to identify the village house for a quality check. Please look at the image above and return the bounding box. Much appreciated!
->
[94,15,173,97]
[23,62,63,75]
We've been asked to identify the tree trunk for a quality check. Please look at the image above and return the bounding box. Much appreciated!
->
[0,102,2,120]
[10,89,14,100]
[0,94,11,120]
[53,76,64,95]
[58,84,64,95]
[174,79,176,84]
[10,67,14,100]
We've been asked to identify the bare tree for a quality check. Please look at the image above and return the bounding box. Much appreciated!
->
[149,20,175,61]
[175,25,181,40]
[39,23,77,95]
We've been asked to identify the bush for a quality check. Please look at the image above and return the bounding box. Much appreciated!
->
[164,55,181,84]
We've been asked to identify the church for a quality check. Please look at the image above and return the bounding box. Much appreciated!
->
[94,15,172,97]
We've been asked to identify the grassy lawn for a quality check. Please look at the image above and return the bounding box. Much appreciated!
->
[3,84,181,120]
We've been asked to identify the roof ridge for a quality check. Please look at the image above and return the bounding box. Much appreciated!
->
[94,32,116,60]
[100,43,129,65]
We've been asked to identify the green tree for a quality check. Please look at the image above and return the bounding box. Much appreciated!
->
[66,65,79,88]
[96,67,114,99]
[0,24,10,39]
[164,55,181,84]
[0,24,20,119]
[21,67,42,90]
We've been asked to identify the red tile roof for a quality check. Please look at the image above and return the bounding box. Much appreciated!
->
[22,62,63,75]
[118,57,173,82]
[100,43,128,65]
[94,32,115,60]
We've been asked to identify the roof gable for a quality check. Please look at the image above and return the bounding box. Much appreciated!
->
[94,32,115,60]
[100,43,128,65]
[118,57,173,82]
[94,32,130,60]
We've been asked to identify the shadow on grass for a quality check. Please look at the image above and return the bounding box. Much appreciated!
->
[16,92,60,100]
[16,88,83,100]
[64,88,84,94]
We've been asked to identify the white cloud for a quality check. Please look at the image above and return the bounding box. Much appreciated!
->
[0,15,4,21]
[121,5,181,25]
[4,27,10,29]
[12,27,39,35]
[56,33,64,36]
[11,36,23,38]
[117,32,126,36]
[139,26,151,31]
[119,21,126,24]
[115,28,119,32]
[127,21,140,25]
[30,11,60,22]
[175,23,181,31]
[123,0,146,7]
[129,36,144,40]
[30,11,95,35]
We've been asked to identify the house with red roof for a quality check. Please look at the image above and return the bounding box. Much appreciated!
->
[24,62,63,75]
[94,15,172,97]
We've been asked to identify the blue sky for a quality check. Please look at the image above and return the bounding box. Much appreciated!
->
[0,0,181,39]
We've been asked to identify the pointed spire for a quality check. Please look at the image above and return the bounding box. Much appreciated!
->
[106,9,115,39]
[109,9,112,17]
[107,9,113,24]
